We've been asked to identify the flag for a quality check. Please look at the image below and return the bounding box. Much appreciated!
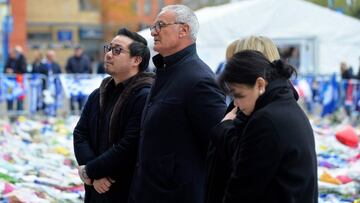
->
[321,74,339,117]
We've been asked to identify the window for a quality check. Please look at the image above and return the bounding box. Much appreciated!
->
[144,0,152,15]
[131,0,138,13]
[28,32,52,41]
[79,0,96,11]
[158,0,164,12]
[27,32,53,49]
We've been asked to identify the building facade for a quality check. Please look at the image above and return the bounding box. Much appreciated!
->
[26,0,183,70]
[101,0,182,43]
[21,0,230,70]
[26,0,101,70]
[0,0,27,71]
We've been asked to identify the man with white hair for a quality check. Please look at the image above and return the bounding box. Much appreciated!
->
[129,4,226,203]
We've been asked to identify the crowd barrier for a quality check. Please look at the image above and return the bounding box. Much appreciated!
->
[0,73,107,117]
[0,73,356,118]
[293,74,359,117]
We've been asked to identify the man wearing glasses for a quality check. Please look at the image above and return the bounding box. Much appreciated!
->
[74,28,154,203]
[129,5,226,203]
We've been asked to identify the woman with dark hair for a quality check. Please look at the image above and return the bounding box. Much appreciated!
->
[211,50,318,203]
[205,37,301,203]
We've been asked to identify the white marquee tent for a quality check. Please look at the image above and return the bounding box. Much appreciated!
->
[139,0,360,75]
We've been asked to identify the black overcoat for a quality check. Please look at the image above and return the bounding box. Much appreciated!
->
[129,44,226,203]
[74,73,154,203]
[215,78,318,203]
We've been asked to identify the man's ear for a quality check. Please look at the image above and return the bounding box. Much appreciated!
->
[179,24,190,38]
[133,56,142,67]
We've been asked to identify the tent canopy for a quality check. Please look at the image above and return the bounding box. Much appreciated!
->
[139,0,360,74]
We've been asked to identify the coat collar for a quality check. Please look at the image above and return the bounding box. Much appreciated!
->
[99,72,155,145]
[252,79,298,115]
[152,43,197,71]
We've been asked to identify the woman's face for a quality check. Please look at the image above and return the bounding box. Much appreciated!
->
[228,78,265,116]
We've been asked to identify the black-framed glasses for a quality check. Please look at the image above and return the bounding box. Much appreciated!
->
[104,44,129,56]
[149,21,185,33]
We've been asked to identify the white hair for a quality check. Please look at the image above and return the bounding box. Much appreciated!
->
[161,5,199,42]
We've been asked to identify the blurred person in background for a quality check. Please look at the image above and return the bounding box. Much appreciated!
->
[65,45,92,113]
[215,39,239,76]
[340,61,354,79]
[283,46,300,69]
[32,50,62,114]
[4,46,27,74]
[66,45,91,74]
[340,61,354,117]
[34,50,62,76]
[215,39,240,105]
[358,56,360,78]
[31,49,44,73]
[3,46,27,111]
[74,28,154,203]
[96,51,105,74]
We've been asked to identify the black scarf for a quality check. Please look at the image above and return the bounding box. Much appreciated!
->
[99,72,154,145]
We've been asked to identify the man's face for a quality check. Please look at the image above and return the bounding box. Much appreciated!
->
[46,51,55,62]
[104,35,135,76]
[75,48,83,57]
[151,11,183,56]
[9,49,17,59]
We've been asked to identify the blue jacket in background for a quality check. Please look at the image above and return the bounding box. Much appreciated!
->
[66,54,91,73]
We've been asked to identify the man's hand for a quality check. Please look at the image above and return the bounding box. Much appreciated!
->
[78,165,92,185]
[5,68,13,74]
[93,177,115,194]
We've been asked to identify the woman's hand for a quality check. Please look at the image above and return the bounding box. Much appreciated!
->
[222,107,238,122]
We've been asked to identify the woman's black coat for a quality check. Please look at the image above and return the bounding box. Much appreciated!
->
[206,79,317,203]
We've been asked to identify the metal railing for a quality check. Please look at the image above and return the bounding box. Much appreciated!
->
[1,73,358,118]
[0,73,107,117]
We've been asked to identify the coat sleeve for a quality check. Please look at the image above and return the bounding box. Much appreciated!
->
[210,110,249,158]
[84,56,92,73]
[187,78,227,148]
[65,58,71,73]
[73,91,98,165]
[4,59,10,73]
[19,56,27,73]
[210,121,238,159]
[85,88,149,179]
[55,63,62,74]
[223,114,281,203]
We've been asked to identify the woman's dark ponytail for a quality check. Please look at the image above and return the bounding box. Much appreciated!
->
[270,59,297,79]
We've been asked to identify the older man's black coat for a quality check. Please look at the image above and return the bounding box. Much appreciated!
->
[129,44,227,203]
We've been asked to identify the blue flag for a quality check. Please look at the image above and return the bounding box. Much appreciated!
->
[321,74,339,117]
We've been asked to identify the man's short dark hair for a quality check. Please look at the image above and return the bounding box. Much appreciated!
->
[74,45,83,50]
[117,28,150,71]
